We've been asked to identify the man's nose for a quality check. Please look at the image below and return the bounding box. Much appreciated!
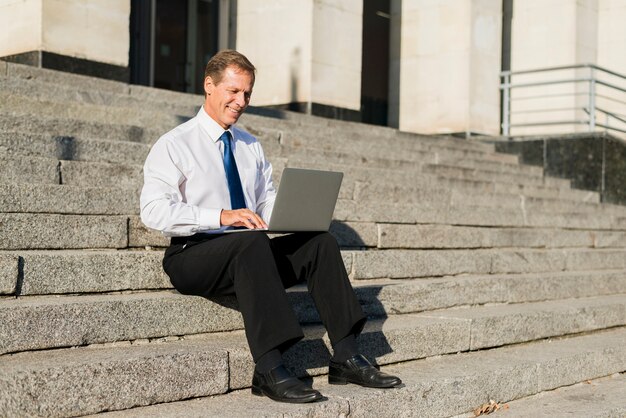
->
[234,92,247,107]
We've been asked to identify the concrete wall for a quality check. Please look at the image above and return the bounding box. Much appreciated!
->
[236,0,314,107]
[0,0,42,58]
[395,0,501,135]
[237,0,362,112]
[0,0,129,67]
[597,0,626,135]
[42,0,130,67]
[508,0,625,137]
[311,0,363,110]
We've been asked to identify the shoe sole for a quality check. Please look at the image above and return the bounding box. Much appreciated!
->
[251,385,324,404]
[328,375,402,389]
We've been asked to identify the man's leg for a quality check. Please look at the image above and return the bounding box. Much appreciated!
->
[163,231,323,403]
[270,232,402,389]
[270,232,366,348]
[163,232,304,361]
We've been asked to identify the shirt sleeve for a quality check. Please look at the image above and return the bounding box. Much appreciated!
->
[254,142,276,223]
[140,138,222,236]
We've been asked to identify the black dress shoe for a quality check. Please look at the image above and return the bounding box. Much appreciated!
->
[251,365,323,403]
[328,354,402,388]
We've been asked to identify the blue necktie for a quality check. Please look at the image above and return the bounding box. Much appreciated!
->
[220,131,247,210]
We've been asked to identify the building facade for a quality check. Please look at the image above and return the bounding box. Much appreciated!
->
[1,0,625,137]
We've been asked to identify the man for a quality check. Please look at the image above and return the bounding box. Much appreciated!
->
[140,50,401,404]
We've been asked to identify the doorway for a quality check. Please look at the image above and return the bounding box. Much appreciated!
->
[360,0,391,126]
[130,0,229,94]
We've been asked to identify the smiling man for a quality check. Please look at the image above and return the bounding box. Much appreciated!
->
[140,50,401,404]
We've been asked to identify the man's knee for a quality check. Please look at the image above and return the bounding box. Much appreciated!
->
[312,231,339,250]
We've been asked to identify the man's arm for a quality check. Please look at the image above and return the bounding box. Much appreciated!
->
[140,138,221,236]
[251,140,276,223]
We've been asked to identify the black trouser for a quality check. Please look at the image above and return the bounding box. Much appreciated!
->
[163,231,366,362]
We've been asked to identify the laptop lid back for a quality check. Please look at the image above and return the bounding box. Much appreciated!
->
[268,168,343,232]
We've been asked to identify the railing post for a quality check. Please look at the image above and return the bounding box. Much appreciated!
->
[589,66,596,131]
[502,73,510,136]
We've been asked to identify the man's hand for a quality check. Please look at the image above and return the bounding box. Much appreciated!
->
[220,209,268,229]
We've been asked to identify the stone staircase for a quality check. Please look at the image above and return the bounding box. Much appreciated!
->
[0,60,625,417]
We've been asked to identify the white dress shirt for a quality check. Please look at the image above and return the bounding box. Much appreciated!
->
[140,107,276,236]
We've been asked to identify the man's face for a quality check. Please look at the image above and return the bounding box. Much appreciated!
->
[203,66,254,129]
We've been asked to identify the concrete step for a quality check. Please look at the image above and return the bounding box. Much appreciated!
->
[2,243,626,295]
[276,128,515,165]
[0,157,600,213]
[354,182,610,212]
[348,247,626,279]
[0,112,158,143]
[3,60,203,109]
[423,163,570,188]
[336,200,625,230]
[0,128,551,196]
[0,238,623,298]
[2,177,617,229]
[0,155,59,184]
[0,213,128,250]
[3,201,624,252]
[2,284,624,355]
[0,73,199,118]
[454,373,626,418]
[3,325,622,417]
[0,130,151,165]
[5,61,501,156]
[0,184,137,215]
[239,112,498,155]
[0,91,181,134]
[129,215,626,251]
[375,224,626,249]
[1,154,572,203]
[287,159,592,200]
[268,143,541,180]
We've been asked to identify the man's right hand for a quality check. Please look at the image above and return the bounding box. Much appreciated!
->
[220,209,268,230]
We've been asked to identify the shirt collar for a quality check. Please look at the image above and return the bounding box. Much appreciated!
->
[197,106,234,143]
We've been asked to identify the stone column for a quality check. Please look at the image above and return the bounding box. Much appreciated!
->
[236,0,363,117]
[392,0,502,136]
[0,0,130,80]
[509,0,601,135]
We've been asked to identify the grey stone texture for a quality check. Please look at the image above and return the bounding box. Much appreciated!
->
[6,61,130,94]
[471,373,626,418]
[377,224,626,249]
[95,328,626,418]
[17,250,169,295]
[0,183,138,215]
[128,216,170,247]
[3,286,623,360]
[0,291,243,354]
[426,294,626,349]
[0,340,229,417]
[0,253,17,294]
[60,160,143,188]
[0,155,59,184]
[0,213,127,249]
[349,248,626,279]
[0,130,151,164]
[2,62,626,417]
[0,112,153,143]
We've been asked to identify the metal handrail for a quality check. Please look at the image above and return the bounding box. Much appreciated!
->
[500,63,626,136]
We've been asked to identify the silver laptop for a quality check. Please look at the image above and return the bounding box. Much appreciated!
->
[225,167,343,233]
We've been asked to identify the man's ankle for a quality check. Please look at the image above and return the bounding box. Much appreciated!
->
[331,334,358,363]
[255,348,284,373]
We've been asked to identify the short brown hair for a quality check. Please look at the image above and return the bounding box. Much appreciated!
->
[204,50,256,85]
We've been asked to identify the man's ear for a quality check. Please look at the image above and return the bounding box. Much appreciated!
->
[204,76,214,95]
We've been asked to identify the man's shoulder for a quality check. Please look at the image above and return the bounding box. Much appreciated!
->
[159,116,200,143]
[232,125,259,145]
